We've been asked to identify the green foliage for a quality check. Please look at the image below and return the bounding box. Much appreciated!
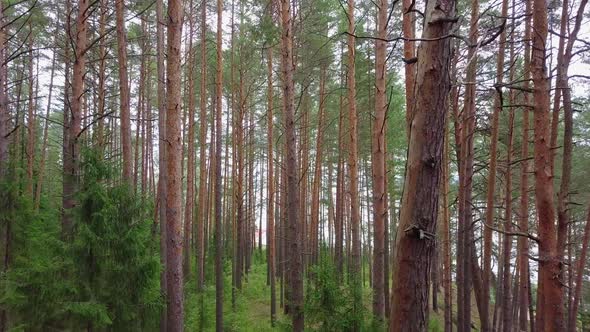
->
[1,149,161,331]
[185,253,289,332]
[580,310,590,331]
[1,180,75,330]
[72,149,161,330]
[428,316,443,332]
[305,259,359,331]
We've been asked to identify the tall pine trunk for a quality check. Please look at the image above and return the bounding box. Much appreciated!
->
[457,0,478,328]
[115,0,132,182]
[266,6,276,322]
[402,0,415,135]
[310,65,326,266]
[183,0,196,278]
[25,35,35,196]
[517,0,532,329]
[279,0,303,329]
[214,0,224,329]
[482,0,508,327]
[63,0,89,239]
[346,2,362,328]
[0,2,7,177]
[155,0,167,328]
[197,0,208,291]
[389,0,455,329]
[372,0,387,321]
[165,0,184,327]
[531,0,563,327]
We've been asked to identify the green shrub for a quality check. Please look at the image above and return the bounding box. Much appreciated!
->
[2,149,161,331]
[305,259,359,331]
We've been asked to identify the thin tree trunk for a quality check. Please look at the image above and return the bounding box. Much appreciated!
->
[165,0,184,327]
[197,0,208,291]
[457,0,479,328]
[115,0,132,182]
[501,96,515,332]
[346,2,362,328]
[266,6,276,323]
[299,92,309,271]
[60,0,72,239]
[482,0,508,327]
[155,0,167,328]
[214,1,224,330]
[549,0,569,174]
[518,0,532,329]
[35,29,58,209]
[95,0,107,153]
[235,7,246,289]
[310,65,326,266]
[63,0,88,240]
[532,0,563,325]
[0,2,7,178]
[570,202,590,331]
[442,107,452,332]
[279,0,303,329]
[372,0,387,321]
[25,34,35,196]
[556,0,587,280]
[134,74,143,191]
[183,0,196,278]
[334,45,345,278]
[564,2,590,330]
[402,0,415,135]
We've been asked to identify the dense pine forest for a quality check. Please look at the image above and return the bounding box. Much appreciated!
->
[0,0,589,329]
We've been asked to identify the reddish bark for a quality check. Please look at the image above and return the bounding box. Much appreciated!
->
[531,0,564,327]
[482,0,508,328]
[389,0,455,329]
[63,0,89,239]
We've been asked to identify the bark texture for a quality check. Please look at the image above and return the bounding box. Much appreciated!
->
[165,0,184,328]
[372,0,388,321]
[279,0,303,329]
[389,0,455,329]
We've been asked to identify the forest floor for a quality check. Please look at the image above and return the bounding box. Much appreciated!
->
[184,252,478,331]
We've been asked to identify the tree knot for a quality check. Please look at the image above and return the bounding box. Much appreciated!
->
[404,224,435,241]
